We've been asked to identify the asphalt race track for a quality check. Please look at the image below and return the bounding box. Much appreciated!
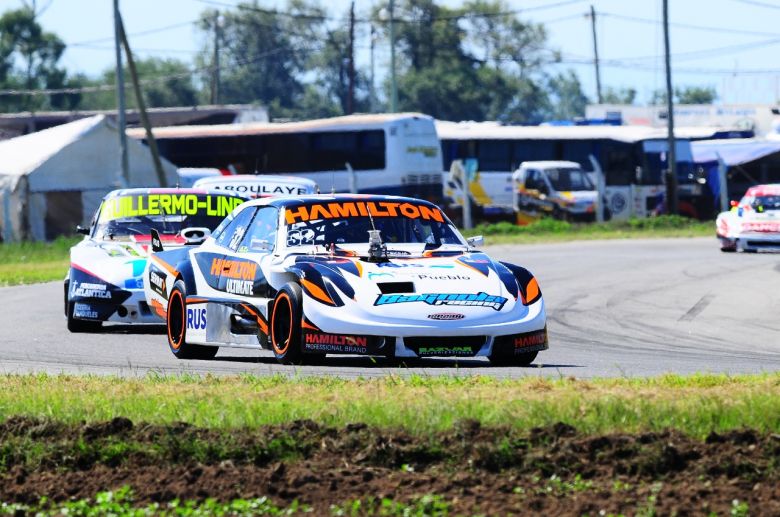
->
[1,237,778,379]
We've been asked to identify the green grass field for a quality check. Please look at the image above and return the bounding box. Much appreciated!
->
[0,236,78,286]
[1,373,777,437]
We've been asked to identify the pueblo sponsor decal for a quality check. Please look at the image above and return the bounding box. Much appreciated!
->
[414,274,470,281]
[285,201,444,224]
[100,194,243,221]
[742,222,780,233]
[213,183,309,196]
[514,329,548,351]
[427,312,465,321]
[418,346,473,356]
[304,332,367,353]
[186,307,207,330]
[72,282,112,299]
[375,292,508,311]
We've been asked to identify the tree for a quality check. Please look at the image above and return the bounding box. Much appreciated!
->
[0,6,67,112]
[602,86,636,105]
[74,58,198,111]
[650,86,716,105]
[547,70,589,120]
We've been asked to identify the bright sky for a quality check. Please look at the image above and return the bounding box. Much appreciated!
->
[1,0,779,106]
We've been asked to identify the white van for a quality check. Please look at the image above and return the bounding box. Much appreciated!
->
[512,161,601,222]
[193,174,318,198]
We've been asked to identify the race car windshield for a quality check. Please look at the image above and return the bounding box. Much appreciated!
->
[546,168,594,191]
[750,195,780,211]
[283,201,465,248]
[93,193,244,240]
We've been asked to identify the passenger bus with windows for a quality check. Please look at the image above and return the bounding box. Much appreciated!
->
[437,120,752,221]
[129,113,443,204]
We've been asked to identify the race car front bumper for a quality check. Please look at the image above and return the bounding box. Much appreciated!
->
[723,233,780,252]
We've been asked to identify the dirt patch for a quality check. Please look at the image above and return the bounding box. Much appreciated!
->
[1,417,779,515]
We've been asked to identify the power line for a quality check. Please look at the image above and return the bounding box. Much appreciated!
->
[68,20,198,47]
[731,0,780,9]
[599,10,780,38]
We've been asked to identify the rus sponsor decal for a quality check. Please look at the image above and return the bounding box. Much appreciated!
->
[285,201,444,224]
[375,292,508,311]
[186,307,207,330]
[72,282,112,299]
[427,312,465,320]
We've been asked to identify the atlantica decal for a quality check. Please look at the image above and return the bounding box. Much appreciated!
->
[374,292,508,311]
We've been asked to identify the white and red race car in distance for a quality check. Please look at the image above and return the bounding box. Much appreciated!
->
[64,188,246,332]
[716,184,780,252]
[143,194,548,366]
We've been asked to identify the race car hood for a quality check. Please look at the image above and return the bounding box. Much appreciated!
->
[556,190,597,205]
[70,235,186,289]
[285,248,534,323]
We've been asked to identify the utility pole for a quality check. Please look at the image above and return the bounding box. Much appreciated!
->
[211,10,221,105]
[589,5,602,104]
[113,0,129,187]
[662,0,678,215]
[347,1,355,114]
[118,14,168,187]
[389,0,398,112]
[369,24,376,112]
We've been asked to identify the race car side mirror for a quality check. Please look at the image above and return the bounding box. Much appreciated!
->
[467,235,484,248]
[150,229,164,253]
[76,225,90,235]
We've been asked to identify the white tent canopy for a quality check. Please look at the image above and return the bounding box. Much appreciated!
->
[0,115,177,241]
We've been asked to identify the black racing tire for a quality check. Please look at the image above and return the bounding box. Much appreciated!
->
[66,300,102,333]
[720,246,736,253]
[270,283,304,365]
[166,280,218,360]
[488,351,538,367]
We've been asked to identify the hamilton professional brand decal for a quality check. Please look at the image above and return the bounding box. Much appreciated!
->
[427,312,465,320]
[225,279,253,295]
[285,201,444,224]
[304,332,368,353]
[514,329,548,352]
[210,258,257,280]
[375,292,508,311]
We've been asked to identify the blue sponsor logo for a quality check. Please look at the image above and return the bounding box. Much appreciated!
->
[376,262,454,269]
[186,307,207,330]
[368,271,394,280]
[374,292,508,311]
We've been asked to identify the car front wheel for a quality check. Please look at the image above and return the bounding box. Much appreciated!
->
[166,280,217,360]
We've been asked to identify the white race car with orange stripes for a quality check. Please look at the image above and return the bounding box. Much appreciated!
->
[143,194,548,365]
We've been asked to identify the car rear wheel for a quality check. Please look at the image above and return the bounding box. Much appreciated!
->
[166,280,218,360]
[270,283,304,365]
[489,351,538,367]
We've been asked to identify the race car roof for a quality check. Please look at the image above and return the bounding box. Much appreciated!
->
[102,187,248,199]
[744,184,780,197]
[247,193,441,210]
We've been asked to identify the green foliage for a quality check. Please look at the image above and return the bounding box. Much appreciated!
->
[0,236,77,286]
[0,488,310,516]
[602,86,637,105]
[330,495,450,516]
[650,86,717,106]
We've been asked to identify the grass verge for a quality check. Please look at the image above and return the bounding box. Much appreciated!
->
[461,215,713,244]
[0,373,777,438]
[0,236,78,286]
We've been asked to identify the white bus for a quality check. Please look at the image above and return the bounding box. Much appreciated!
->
[129,113,443,204]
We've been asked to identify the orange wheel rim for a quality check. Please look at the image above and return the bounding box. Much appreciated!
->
[167,291,185,350]
[271,293,293,355]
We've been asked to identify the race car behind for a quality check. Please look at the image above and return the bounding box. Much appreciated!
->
[716,184,780,252]
[65,188,246,332]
